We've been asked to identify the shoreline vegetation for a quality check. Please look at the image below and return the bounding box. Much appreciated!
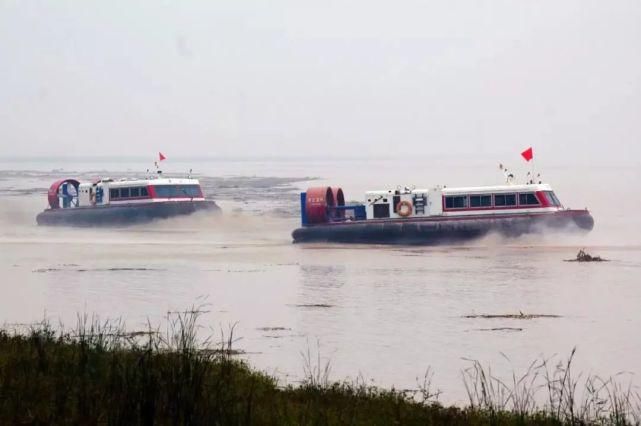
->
[1,311,639,425]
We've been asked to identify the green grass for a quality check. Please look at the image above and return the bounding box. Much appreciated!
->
[0,312,637,425]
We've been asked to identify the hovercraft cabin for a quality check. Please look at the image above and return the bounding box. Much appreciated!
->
[354,184,562,222]
[62,178,204,208]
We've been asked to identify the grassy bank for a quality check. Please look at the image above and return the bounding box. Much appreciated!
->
[0,313,637,425]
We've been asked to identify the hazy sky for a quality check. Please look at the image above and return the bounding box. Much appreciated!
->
[1,0,640,162]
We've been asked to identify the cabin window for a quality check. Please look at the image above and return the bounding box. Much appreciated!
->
[120,188,130,198]
[141,187,149,197]
[130,187,140,197]
[543,191,561,206]
[519,193,539,206]
[110,188,119,199]
[469,195,492,208]
[392,195,400,212]
[153,185,202,198]
[494,194,516,207]
[445,196,467,209]
[373,203,390,218]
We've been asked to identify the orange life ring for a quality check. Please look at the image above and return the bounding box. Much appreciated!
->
[397,200,413,217]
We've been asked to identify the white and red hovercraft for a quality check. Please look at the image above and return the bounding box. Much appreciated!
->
[36,175,220,226]
[292,169,594,244]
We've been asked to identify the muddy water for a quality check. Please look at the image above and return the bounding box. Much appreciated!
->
[1,157,640,403]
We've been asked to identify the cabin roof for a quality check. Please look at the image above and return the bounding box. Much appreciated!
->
[365,183,553,196]
[365,189,430,196]
[441,183,552,194]
[103,178,200,187]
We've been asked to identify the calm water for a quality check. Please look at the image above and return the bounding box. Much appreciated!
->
[1,157,640,403]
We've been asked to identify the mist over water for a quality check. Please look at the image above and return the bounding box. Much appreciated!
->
[0,157,640,402]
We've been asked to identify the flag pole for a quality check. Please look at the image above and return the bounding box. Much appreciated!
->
[531,148,535,184]
[532,156,538,183]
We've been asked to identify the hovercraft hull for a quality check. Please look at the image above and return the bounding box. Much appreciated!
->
[36,200,220,226]
[292,209,594,245]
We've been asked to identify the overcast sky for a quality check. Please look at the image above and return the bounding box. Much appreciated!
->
[1,0,640,162]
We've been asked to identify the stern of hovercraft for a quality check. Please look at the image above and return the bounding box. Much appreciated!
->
[299,187,366,227]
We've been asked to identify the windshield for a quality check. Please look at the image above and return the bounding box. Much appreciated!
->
[543,191,562,207]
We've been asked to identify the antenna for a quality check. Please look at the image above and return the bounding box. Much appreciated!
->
[500,163,514,184]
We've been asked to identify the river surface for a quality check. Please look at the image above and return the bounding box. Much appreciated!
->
[1,157,640,403]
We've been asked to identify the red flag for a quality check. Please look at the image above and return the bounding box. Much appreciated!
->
[521,147,533,162]
[159,152,166,162]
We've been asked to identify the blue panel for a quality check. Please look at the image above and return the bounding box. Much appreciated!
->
[353,205,367,220]
[300,192,308,226]
[61,183,70,208]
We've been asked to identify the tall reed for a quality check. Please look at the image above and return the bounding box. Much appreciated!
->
[1,311,640,425]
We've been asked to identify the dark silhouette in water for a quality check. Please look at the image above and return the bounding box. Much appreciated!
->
[566,249,607,262]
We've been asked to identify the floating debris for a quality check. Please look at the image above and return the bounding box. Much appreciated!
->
[86,267,162,272]
[33,268,63,273]
[473,327,524,332]
[262,333,305,339]
[565,249,607,262]
[463,312,561,320]
[33,267,163,273]
[289,304,334,309]
[256,327,291,331]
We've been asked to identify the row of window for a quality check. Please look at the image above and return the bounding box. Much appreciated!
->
[110,187,149,199]
[109,185,203,200]
[154,185,202,198]
[444,192,553,210]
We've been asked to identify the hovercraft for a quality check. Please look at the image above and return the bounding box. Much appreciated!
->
[36,176,220,226]
[292,182,594,244]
